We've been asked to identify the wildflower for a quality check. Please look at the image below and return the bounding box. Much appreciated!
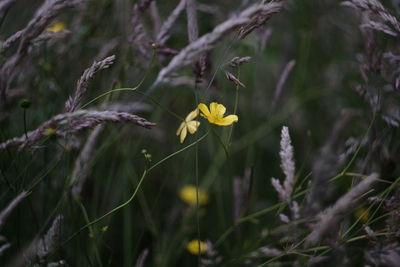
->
[198,102,238,126]
[43,128,57,136]
[46,22,67,33]
[179,185,209,206]
[176,109,200,143]
[186,239,208,255]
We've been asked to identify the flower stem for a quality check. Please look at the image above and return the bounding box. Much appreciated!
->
[227,66,240,148]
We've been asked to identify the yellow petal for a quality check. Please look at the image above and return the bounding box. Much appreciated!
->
[216,103,226,116]
[215,115,238,126]
[186,108,199,121]
[186,121,200,134]
[186,240,208,255]
[46,22,67,33]
[180,126,187,143]
[198,103,210,117]
[179,185,209,205]
[210,102,218,115]
[176,122,185,136]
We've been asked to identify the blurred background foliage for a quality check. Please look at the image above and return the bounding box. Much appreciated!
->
[0,0,399,266]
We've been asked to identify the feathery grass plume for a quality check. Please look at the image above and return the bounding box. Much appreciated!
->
[130,0,154,60]
[10,215,64,266]
[185,0,206,80]
[155,0,187,45]
[227,56,252,68]
[31,29,71,47]
[200,241,222,266]
[186,0,198,43]
[356,84,400,127]
[102,102,152,113]
[271,126,296,201]
[0,0,18,24]
[364,226,375,238]
[71,125,104,198]
[384,189,400,239]
[364,192,400,256]
[246,246,281,265]
[225,71,246,88]
[272,60,296,110]
[365,242,400,266]
[279,213,290,223]
[0,191,28,230]
[134,248,149,267]
[258,27,273,51]
[304,110,357,216]
[291,200,300,220]
[150,2,161,34]
[152,0,282,88]
[0,110,155,151]
[304,173,378,247]
[233,168,252,222]
[1,29,24,52]
[355,85,380,112]
[342,0,400,35]
[36,215,64,258]
[237,0,281,40]
[258,247,282,257]
[0,241,11,257]
[65,55,116,112]
[2,0,80,51]
[0,0,83,104]
[361,20,398,36]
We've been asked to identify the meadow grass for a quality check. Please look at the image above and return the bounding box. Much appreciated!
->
[0,0,400,266]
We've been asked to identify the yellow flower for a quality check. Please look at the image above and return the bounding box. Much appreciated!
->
[198,102,238,126]
[176,109,200,143]
[355,207,370,223]
[186,239,208,255]
[43,128,57,136]
[179,185,209,206]
[46,22,67,33]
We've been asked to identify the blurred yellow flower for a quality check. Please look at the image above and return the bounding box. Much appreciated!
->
[186,239,207,255]
[43,128,57,136]
[179,185,208,206]
[355,207,370,223]
[46,22,67,33]
[198,102,238,126]
[176,109,200,143]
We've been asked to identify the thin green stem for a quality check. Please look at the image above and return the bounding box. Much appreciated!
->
[227,66,240,148]
[23,109,28,140]
[60,132,209,248]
